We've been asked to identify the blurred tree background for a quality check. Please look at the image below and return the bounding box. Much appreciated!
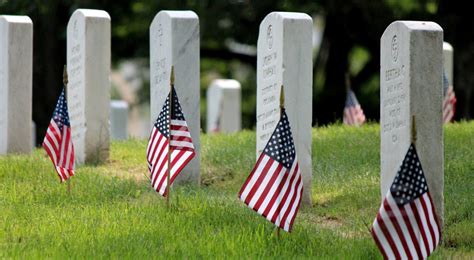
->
[1,0,473,143]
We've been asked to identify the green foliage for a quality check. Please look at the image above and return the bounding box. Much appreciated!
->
[1,122,473,258]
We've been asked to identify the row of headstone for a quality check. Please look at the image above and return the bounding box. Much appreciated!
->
[1,11,447,224]
[149,14,447,219]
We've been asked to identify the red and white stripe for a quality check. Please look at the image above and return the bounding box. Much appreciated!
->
[371,191,441,259]
[238,154,303,232]
[443,86,456,123]
[146,120,195,196]
[42,119,75,182]
[343,105,366,126]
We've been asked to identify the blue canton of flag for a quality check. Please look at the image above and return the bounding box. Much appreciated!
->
[42,88,75,182]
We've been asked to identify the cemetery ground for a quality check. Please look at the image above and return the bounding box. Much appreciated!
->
[1,123,473,258]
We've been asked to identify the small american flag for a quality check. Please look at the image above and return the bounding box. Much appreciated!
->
[239,109,302,232]
[42,88,75,182]
[343,89,366,126]
[442,72,456,123]
[146,88,195,196]
[371,144,441,259]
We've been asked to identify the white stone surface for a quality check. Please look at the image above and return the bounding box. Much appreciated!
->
[207,79,241,133]
[110,100,129,140]
[443,42,453,85]
[0,15,33,154]
[256,12,313,206]
[150,11,200,184]
[32,121,36,147]
[67,9,111,164]
[381,21,444,225]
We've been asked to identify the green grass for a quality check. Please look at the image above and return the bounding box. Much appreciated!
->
[1,122,473,258]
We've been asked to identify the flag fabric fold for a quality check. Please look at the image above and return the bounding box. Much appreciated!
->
[42,88,75,182]
[343,89,366,126]
[146,88,195,196]
[239,109,303,232]
[371,144,441,259]
[442,72,456,123]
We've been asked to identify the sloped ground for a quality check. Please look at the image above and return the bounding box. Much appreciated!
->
[1,122,473,258]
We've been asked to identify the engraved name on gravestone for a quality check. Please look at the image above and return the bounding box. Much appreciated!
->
[206,79,241,133]
[0,15,33,154]
[150,11,200,184]
[381,21,444,225]
[257,12,313,205]
[67,9,111,164]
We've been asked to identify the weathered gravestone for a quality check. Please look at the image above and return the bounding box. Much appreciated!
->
[207,79,241,133]
[150,11,200,184]
[381,21,444,225]
[257,12,313,206]
[110,100,128,140]
[443,42,453,85]
[67,9,111,164]
[0,15,33,155]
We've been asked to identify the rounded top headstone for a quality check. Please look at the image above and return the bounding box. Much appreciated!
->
[382,21,442,39]
[443,41,453,51]
[0,15,32,24]
[110,100,129,109]
[70,9,111,19]
[260,12,312,31]
[209,79,241,90]
[153,10,198,23]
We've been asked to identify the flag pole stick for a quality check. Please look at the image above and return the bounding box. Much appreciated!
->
[276,84,285,238]
[166,66,174,208]
[345,72,351,92]
[411,115,416,145]
[63,65,71,195]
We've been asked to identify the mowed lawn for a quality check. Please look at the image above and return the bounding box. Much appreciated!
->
[1,122,473,258]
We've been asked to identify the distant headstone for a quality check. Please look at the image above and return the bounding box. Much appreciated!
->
[256,12,313,206]
[67,9,111,164]
[110,100,128,140]
[207,79,241,133]
[443,42,453,85]
[381,21,444,225]
[150,11,200,184]
[0,15,33,155]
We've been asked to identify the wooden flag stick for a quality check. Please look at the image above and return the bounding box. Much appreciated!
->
[411,115,417,145]
[166,66,175,208]
[280,85,285,112]
[63,65,71,195]
[276,85,284,237]
[345,72,351,92]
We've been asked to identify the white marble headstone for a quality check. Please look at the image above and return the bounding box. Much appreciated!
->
[150,11,200,184]
[257,12,313,206]
[443,42,453,85]
[207,79,241,133]
[67,9,111,164]
[381,21,444,225]
[0,15,33,155]
[110,100,128,140]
